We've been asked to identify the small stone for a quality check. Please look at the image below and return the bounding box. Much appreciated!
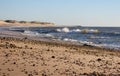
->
[97,58,102,62]
[34,71,38,75]
[13,62,16,64]
[24,37,28,40]
[30,47,32,49]
[5,54,9,57]
[32,64,35,66]
[25,71,28,74]
[25,45,28,48]
[42,73,46,76]
[65,50,67,52]
[51,56,55,58]
[47,49,50,51]
[28,74,33,76]
[118,62,120,64]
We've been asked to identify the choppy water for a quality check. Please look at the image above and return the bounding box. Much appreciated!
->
[8,26,120,49]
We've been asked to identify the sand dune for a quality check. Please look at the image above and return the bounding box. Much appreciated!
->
[0,20,10,26]
[0,20,55,27]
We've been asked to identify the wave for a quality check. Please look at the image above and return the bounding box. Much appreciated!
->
[56,27,100,33]
[23,30,39,36]
[22,30,55,39]
[112,32,120,35]
[88,36,110,39]
[56,27,70,33]
[62,37,120,49]
[63,38,78,42]
[101,44,120,50]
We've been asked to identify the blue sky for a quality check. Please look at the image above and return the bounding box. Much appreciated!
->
[0,0,120,26]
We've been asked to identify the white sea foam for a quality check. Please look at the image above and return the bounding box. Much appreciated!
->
[23,30,39,36]
[88,36,110,39]
[72,29,81,32]
[113,32,120,35]
[100,44,120,50]
[63,38,77,42]
[56,28,81,33]
[23,30,55,39]
[56,28,100,34]
[56,27,70,33]
[79,41,94,45]
[62,38,103,47]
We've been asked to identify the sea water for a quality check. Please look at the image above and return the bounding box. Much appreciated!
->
[9,26,120,50]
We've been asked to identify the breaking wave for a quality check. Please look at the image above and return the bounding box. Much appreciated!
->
[23,30,39,36]
[10,26,120,50]
[56,27,100,33]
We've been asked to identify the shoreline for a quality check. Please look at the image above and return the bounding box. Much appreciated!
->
[0,28,120,51]
[1,36,120,55]
[0,32,120,75]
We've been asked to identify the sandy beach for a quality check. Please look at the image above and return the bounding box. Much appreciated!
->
[1,0,120,75]
[0,32,120,76]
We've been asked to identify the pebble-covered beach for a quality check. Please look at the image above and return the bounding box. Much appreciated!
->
[0,37,120,76]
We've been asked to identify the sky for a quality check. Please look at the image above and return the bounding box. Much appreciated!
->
[0,0,120,27]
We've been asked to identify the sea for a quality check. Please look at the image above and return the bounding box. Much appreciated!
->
[3,26,120,50]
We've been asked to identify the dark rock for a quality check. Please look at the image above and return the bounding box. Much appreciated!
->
[30,47,33,49]
[28,74,33,76]
[23,37,28,40]
[13,62,16,64]
[42,73,47,76]
[5,54,9,57]
[46,49,50,51]
[97,58,102,62]
[51,56,55,58]
[32,64,35,66]
[10,44,16,48]
[83,44,93,47]
[25,45,28,48]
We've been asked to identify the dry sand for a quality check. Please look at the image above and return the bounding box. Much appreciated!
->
[0,36,120,76]
[0,21,10,26]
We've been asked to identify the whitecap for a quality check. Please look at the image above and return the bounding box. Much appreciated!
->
[61,27,70,32]
[72,29,81,32]
[63,38,77,42]
[23,30,39,36]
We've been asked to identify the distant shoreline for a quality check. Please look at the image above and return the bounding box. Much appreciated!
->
[0,20,55,26]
